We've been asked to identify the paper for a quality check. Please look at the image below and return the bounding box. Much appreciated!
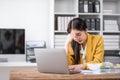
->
[80,62,120,75]
[87,63,102,70]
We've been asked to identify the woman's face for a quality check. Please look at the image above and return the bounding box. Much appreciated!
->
[71,29,87,44]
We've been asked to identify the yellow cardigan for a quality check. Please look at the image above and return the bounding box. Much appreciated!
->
[67,33,104,68]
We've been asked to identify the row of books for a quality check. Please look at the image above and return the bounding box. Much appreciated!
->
[103,35,120,49]
[56,16,119,31]
[56,16,100,31]
[104,20,119,31]
[79,0,100,13]
[56,16,75,31]
[85,18,100,30]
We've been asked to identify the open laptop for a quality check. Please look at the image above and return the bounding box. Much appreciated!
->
[34,48,80,74]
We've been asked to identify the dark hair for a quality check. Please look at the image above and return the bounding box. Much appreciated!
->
[67,18,87,33]
[67,18,87,64]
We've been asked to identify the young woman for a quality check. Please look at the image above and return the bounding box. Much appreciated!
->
[65,18,104,70]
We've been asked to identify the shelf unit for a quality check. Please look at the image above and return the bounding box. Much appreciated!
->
[50,0,120,52]
[103,0,120,51]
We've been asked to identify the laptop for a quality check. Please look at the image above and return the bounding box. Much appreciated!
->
[34,48,80,74]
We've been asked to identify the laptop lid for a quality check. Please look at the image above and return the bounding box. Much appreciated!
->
[35,48,69,74]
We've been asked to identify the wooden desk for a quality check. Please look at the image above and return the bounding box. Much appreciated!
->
[10,69,120,80]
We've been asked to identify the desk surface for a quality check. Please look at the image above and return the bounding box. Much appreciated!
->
[10,69,120,80]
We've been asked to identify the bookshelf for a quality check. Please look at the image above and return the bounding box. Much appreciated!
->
[103,0,120,51]
[50,0,120,53]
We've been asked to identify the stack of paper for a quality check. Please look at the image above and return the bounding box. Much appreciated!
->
[54,34,67,48]
[104,20,119,31]
[81,62,120,75]
[103,35,120,49]
[103,10,113,14]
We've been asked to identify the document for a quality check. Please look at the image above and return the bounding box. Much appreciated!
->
[80,62,120,75]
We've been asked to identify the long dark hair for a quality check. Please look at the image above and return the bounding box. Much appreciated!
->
[67,18,87,64]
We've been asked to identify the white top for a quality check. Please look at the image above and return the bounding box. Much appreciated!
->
[80,45,86,63]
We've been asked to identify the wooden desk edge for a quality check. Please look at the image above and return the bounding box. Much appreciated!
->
[10,69,120,80]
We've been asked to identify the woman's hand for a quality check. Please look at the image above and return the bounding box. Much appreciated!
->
[68,64,85,71]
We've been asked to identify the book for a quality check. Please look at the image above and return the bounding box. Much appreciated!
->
[94,1,100,13]
[64,16,68,31]
[84,0,88,13]
[88,1,93,13]
[57,16,62,31]
[91,18,95,30]
[95,18,100,30]
[61,16,65,31]
[85,18,91,30]
[79,0,84,13]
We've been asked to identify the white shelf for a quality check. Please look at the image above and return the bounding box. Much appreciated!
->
[55,31,67,33]
[54,31,101,34]
[103,0,119,1]
[55,12,76,15]
[51,0,120,51]
[103,14,120,16]
[103,31,120,34]
[88,31,100,33]
[78,13,100,15]
[105,48,120,51]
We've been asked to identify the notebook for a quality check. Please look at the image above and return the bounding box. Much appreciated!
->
[34,48,80,74]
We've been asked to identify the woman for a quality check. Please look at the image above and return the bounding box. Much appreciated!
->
[65,18,104,70]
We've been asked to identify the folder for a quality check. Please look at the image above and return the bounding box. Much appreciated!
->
[95,18,100,30]
[85,18,91,30]
[84,0,88,13]
[94,1,100,13]
[91,18,95,30]
[79,0,84,13]
[88,1,93,13]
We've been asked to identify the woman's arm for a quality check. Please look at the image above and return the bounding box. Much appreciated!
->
[64,34,73,54]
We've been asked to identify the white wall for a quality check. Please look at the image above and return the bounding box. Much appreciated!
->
[0,0,50,47]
